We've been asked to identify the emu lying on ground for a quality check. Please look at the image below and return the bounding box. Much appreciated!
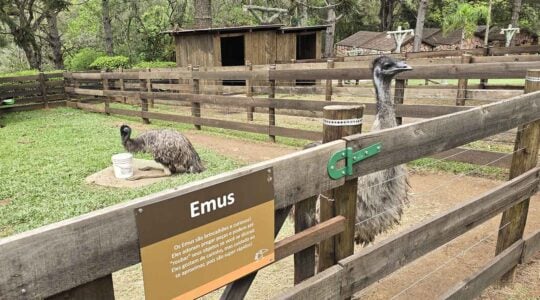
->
[120,125,204,180]
[302,56,412,245]
[356,56,412,244]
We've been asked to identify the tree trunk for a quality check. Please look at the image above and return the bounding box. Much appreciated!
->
[324,5,336,58]
[413,0,428,52]
[511,0,522,27]
[194,0,212,28]
[379,0,396,31]
[20,43,42,70]
[46,13,64,69]
[102,0,114,55]
[299,2,308,26]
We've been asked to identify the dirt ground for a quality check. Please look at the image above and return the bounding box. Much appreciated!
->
[112,129,540,300]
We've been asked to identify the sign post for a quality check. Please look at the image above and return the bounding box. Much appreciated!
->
[135,168,275,299]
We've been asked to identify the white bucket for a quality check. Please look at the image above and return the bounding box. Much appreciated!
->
[111,153,134,179]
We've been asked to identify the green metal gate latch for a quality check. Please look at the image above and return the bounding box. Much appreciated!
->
[327,142,382,180]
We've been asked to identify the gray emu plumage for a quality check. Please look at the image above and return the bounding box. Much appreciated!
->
[354,56,412,245]
[120,125,204,180]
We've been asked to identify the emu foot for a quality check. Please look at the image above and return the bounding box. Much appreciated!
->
[139,166,162,171]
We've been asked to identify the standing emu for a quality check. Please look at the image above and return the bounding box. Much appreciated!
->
[301,56,412,245]
[354,56,412,245]
[120,125,204,180]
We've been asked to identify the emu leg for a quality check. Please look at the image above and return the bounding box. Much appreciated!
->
[127,166,172,181]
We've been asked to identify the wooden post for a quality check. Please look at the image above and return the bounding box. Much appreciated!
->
[146,68,154,108]
[119,67,126,103]
[140,72,150,124]
[394,79,406,125]
[480,47,490,89]
[456,54,472,106]
[47,274,114,300]
[495,69,540,282]
[294,195,317,284]
[318,105,363,272]
[268,64,276,142]
[101,71,110,115]
[246,61,254,121]
[325,59,334,101]
[38,72,48,109]
[192,66,201,130]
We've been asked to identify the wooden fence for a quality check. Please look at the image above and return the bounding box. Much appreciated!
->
[63,59,540,168]
[0,73,65,113]
[1,71,539,299]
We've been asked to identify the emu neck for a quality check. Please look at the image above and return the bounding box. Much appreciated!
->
[122,134,145,153]
[373,76,397,129]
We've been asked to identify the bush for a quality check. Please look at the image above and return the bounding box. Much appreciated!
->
[66,48,105,71]
[132,61,177,69]
[90,56,130,71]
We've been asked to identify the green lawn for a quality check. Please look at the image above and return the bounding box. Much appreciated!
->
[0,108,242,237]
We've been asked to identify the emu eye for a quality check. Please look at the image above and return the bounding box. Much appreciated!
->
[383,63,392,69]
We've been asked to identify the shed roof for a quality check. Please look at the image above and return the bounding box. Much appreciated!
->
[164,24,327,36]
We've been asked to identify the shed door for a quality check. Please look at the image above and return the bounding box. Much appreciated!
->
[220,35,245,86]
[221,36,245,66]
[296,33,317,85]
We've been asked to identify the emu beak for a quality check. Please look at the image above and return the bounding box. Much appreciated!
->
[393,61,412,73]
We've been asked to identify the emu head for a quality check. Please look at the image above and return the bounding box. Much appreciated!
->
[372,56,412,110]
[372,56,412,84]
[120,125,131,142]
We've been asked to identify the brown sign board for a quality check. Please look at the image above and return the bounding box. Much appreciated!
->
[135,168,275,300]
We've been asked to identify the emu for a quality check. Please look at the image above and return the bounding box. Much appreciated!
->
[120,125,204,180]
[354,56,412,245]
[301,56,412,245]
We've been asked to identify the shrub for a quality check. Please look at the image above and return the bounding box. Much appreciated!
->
[132,61,177,69]
[66,48,105,71]
[90,56,130,71]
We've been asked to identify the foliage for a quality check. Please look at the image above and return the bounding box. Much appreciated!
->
[132,61,177,69]
[65,48,105,71]
[0,108,242,237]
[442,2,488,48]
[90,55,130,70]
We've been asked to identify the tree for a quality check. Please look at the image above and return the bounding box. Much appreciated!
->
[194,0,212,28]
[511,0,522,27]
[0,0,46,69]
[379,0,399,31]
[102,0,113,55]
[413,0,428,52]
[442,2,488,49]
[43,0,70,69]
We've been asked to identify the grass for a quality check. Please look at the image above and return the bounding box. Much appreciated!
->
[0,108,242,237]
[409,158,508,180]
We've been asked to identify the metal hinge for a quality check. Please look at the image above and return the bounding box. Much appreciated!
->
[327,143,382,180]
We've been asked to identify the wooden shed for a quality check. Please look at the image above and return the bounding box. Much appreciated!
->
[165,24,327,67]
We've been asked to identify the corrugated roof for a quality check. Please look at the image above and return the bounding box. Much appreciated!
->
[337,28,441,50]
[164,24,327,35]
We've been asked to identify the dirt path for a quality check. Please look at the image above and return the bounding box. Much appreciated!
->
[113,130,540,299]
